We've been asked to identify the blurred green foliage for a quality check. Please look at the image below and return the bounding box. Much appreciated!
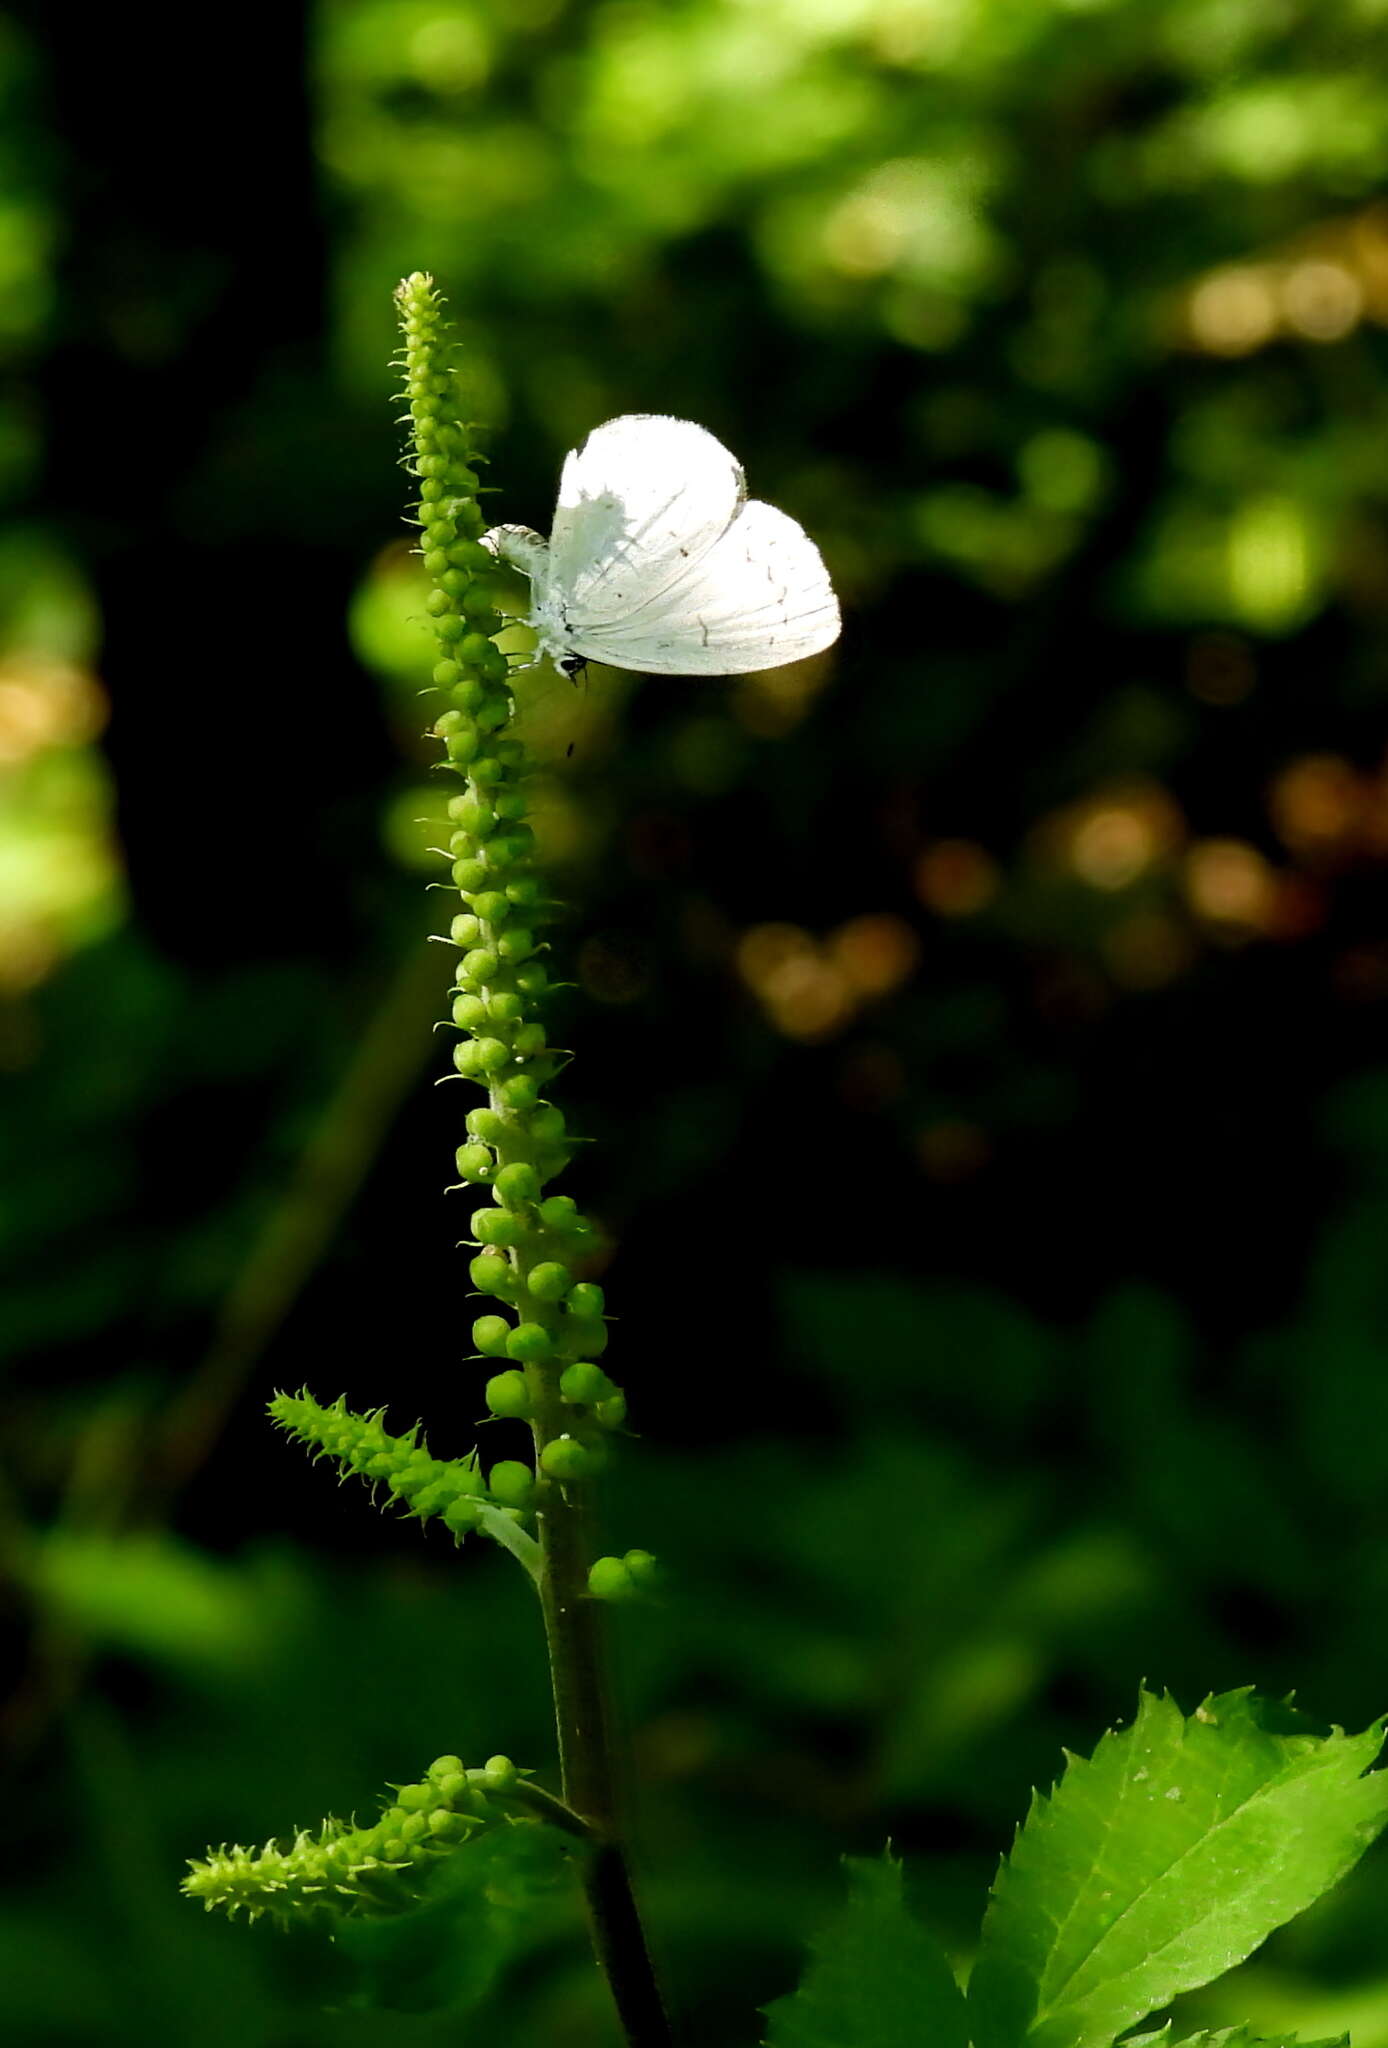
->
[5,0,1388,2041]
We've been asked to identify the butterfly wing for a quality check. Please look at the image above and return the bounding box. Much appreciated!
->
[482,523,550,580]
[564,499,840,676]
[550,415,746,623]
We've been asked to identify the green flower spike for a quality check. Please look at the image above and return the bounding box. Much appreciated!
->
[267,1391,539,1575]
[394,273,618,1498]
[183,1753,583,1927]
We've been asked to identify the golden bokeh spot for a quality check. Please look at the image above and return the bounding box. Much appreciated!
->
[1187,267,1278,356]
[1267,754,1365,861]
[1349,202,1388,317]
[0,648,123,997]
[1184,838,1277,932]
[0,914,59,995]
[764,951,853,1040]
[1360,761,1388,861]
[914,838,999,916]
[0,655,106,767]
[736,921,815,988]
[819,156,999,293]
[1072,808,1157,892]
[822,186,907,279]
[1046,781,1184,892]
[1179,201,1388,359]
[826,912,920,998]
[735,921,854,1040]
[1280,260,1363,343]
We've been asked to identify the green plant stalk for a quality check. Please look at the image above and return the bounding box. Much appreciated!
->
[532,1392,672,2045]
[395,274,671,2047]
[537,1464,673,2042]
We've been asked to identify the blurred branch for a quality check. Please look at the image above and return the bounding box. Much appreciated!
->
[147,909,444,1509]
[1,910,445,1759]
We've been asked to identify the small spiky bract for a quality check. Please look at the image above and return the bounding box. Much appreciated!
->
[183,1754,525,1926]
[268,1389,519,1539]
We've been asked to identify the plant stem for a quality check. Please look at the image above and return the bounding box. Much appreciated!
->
[393,273,672,2045]
[534,1475,674,2047]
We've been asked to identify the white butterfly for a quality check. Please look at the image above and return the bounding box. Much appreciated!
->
[481,414,840,678]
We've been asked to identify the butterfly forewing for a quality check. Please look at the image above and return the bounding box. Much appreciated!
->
[550,415,746,624]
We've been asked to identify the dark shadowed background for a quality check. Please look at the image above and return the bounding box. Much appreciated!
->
[4,1,1388,2041]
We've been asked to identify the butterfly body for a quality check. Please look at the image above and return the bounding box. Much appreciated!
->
[483,415,839,678]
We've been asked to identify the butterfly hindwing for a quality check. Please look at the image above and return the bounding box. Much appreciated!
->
[564,498,840,675]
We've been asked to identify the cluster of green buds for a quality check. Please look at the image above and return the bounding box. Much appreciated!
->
[183,1754,528,1925]
[395,273,630,1500]
[587,1549,662,1603]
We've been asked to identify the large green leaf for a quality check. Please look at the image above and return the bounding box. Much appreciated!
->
[762,1853,968,2048]
[968,1690,1388,2048]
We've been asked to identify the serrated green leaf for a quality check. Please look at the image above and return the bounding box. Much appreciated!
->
[762,1852,969,2048]
[968,1689,1388,2048]
[1172,2029,1348,2048]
